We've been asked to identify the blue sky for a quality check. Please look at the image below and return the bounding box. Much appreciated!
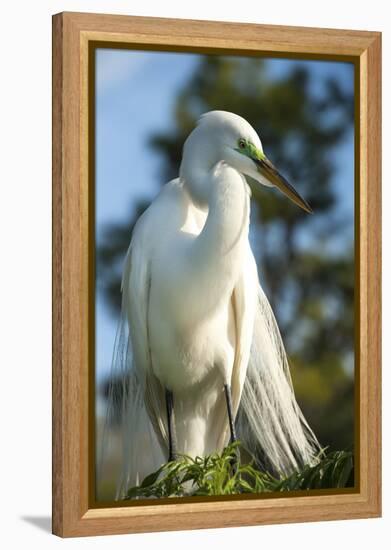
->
[95,49,355,383]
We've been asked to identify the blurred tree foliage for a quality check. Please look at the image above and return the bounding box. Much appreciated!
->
[98,56,355,453]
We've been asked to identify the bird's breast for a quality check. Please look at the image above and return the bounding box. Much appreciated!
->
[148,291,236,393]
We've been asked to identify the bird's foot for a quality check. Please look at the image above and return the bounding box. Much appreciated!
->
[229,439,241,474]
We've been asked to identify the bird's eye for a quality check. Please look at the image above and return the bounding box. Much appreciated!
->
[238,139,246,149]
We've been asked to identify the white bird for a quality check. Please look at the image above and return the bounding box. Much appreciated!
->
[103,111,320,499]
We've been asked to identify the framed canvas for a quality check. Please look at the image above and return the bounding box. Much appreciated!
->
[52,11,381,537]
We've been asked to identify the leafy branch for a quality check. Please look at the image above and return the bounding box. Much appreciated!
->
[125,441,353,499]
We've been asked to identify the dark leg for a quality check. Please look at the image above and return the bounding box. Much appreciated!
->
[224,384,237,444]
[165,388,177,462]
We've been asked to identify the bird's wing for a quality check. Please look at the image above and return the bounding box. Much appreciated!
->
[230,249,258,418]
[121,179,192,457]
[122,226,166,451]
[215,247,258,450]
[123,236,168,452]
[102,210,167,498]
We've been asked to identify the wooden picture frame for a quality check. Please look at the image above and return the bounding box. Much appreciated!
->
[52,11,381,537]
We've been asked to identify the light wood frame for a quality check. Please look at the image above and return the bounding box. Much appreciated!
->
[52,11,382,537]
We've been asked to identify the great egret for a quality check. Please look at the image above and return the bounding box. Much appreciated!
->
[103,110,321,499]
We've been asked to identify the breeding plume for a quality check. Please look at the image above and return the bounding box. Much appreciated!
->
[103,111,320,498]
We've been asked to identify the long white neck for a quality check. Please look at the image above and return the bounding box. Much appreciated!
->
[180,162,250,320]
[196,162,249,259]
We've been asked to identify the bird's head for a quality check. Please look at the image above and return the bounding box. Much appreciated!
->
[180,110,312,213]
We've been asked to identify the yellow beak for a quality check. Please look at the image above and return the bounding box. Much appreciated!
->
[253,157,313,214]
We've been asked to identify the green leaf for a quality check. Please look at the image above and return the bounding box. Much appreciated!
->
[140,466,164,488]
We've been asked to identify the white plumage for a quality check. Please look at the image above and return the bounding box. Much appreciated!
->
[102,111,320,499]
